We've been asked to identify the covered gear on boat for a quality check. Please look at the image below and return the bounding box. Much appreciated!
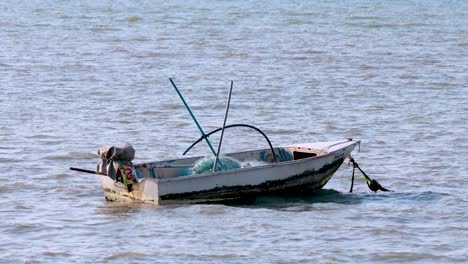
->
[190,155,241,175]
[97,143,137,185]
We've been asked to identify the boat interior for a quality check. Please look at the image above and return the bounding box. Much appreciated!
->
[134,146,325,179]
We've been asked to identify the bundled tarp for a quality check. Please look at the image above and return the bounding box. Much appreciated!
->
[97,143,137,185]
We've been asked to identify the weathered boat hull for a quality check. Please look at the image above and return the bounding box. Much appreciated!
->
[99,139,359,205]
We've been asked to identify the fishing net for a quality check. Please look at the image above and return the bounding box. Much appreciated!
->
[240,160,269,167]
[191,155,241,175]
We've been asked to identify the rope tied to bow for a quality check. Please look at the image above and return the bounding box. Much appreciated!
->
[348,155,390,193]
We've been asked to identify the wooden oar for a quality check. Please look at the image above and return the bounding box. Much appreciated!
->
[70,164,194,175]
[70,167,105,175]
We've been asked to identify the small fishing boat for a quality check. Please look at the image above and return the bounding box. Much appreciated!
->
[70,79,367,204]
[72,138,359,205]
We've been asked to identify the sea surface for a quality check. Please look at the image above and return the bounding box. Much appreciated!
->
[1,0,468,263]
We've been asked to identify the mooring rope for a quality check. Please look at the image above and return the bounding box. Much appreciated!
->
[348,155,390,193]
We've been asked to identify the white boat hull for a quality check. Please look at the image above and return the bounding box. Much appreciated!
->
[99,139,359,205]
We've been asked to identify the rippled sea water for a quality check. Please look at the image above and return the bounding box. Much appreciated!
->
[1,0,468,263]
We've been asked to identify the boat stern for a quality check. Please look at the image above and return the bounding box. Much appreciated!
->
[99,175,160,204]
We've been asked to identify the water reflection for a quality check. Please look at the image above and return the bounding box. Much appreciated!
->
[95,202,155,216]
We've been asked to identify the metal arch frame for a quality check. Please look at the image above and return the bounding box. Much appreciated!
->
[183,124,278,163]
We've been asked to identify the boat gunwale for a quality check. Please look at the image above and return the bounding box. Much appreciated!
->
[155,139,360,183]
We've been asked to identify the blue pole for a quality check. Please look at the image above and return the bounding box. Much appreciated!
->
[169,78,218,157]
